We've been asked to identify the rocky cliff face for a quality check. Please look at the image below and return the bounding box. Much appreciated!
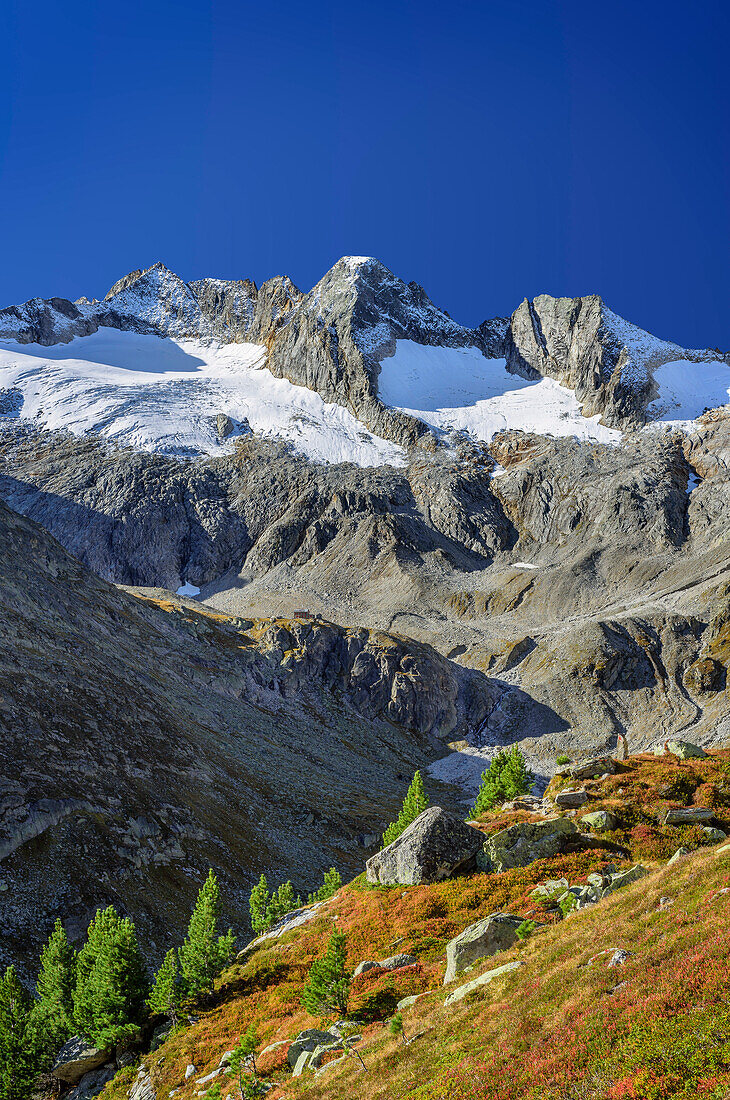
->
[504,293,725,428]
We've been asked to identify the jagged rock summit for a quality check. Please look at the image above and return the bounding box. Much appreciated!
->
[1,256,727,460]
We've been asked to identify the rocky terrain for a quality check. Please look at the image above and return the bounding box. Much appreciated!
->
[0,497,503,976]
[2,256,730,989]
[83,744,730,1100]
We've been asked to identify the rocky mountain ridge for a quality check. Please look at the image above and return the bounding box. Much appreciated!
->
[1,258,725,451]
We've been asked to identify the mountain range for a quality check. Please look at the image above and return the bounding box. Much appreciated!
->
[2,256,730,976]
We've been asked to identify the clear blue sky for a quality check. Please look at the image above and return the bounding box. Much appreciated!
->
[1,0,728,348]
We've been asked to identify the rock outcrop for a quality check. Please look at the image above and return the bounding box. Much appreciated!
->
[444,913,525,983]
[365,807,484,886]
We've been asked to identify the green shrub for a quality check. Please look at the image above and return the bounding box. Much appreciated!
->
[515,919,537,940]
[556,753,572,766]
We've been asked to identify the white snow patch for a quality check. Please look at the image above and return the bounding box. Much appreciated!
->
[176,583,201,597]
[511,562,538,570]
[378,341,622,446]
[645,359,730,426]
[0,330,406,467]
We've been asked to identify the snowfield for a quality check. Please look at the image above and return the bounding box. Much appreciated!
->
[0,330,406,466]
[645,358,730,427]
[377,341,623,445]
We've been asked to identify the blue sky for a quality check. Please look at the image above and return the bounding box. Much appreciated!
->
[1,0,728,347]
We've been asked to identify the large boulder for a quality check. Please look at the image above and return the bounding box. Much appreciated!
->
[555,789,588,808]
[478,817,578,872]
[569,757,618,780]
[581,810,620,832]
[601,863,648,895]
[287,1029,336,1068]
[66,1065,118,1100]
[52,1037,112,1086]
[353,953,417,977]
[663,807,715,825]
[365,807,483,886]
[444,913,525,983]
[652,740,708,760]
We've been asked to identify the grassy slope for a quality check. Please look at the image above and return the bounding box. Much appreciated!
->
[101,751,730,1100]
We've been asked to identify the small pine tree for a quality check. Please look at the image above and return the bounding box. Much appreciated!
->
[469,747,535,816]
[147,949,182,1027]
[382,771,429,846]
[265,881,301,928]
[73,907,149,1046]
[389,1011,407,1044]
[503,744,535,800]
[230,1022,259,1085]
[178,870,235,998]
[307,867,342,905]
[0,966,38,1100]
[27,919,76,1065]
[249,874,271,935]
[301,929,350,1017]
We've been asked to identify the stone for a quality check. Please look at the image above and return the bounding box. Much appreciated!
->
[310,1041,345,1069]
[569,757,618,780]
[292,1049,312,1077]
[652,740,708,760]
[703,826,727,843]
[354,952,417,976]
[216,413,235,438]
[52,1037,112,1086]
[287,1029,335,1068]
[555,789,588,808]
[716,843,730,856]
[668,846,691,864]
[601,864,648,895]
[66,1064,118,1100]
[608,949,633,967]
[663,807,715,825]
[444,913,525,983]
[444,960,525,1007]
[479,817,578,873]
[396,992,432,1012]
[196,1069,222,1084]
[365,807,483,886]
[580,810,619,832]
[129,1071,157,1100]
[185,1064,196,1079]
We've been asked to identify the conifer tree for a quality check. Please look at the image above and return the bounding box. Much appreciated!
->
[27,919,76,1064]
[248,874,271,935]
[382,771,428,846]
[230,1022,259,1086]
[301,928,350,1017]
[469,746,535,816]
[307,867,342,905]
[147,949,182,1027]
[265,881,301,928]
[178,870,235,998]
[0,966,39,1100]
[73,907,149,1046]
